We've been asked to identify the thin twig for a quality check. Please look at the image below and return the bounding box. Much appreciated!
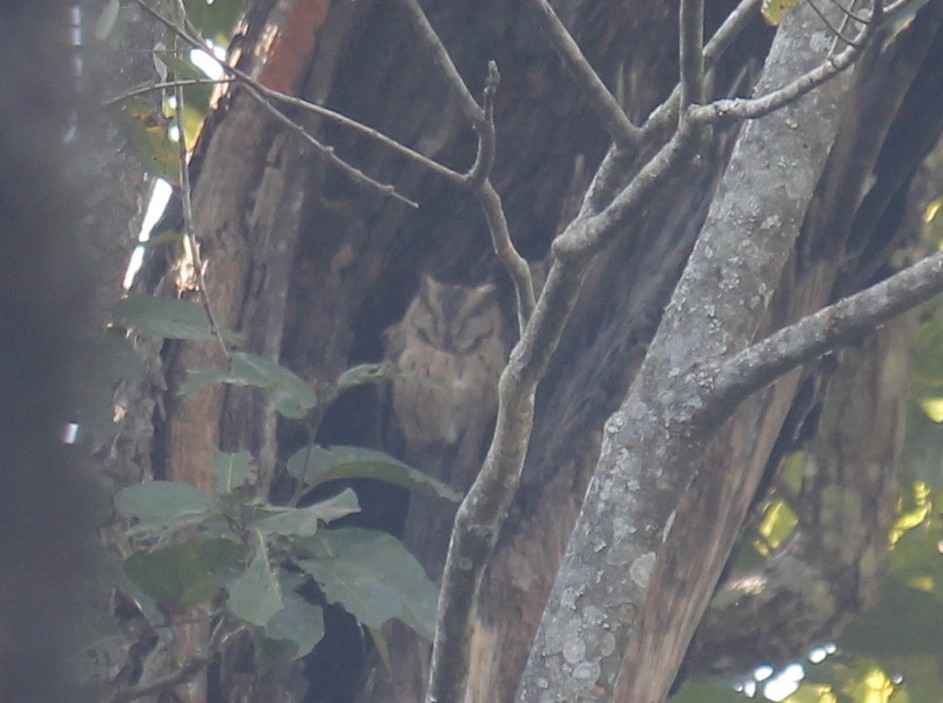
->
[644,0,763,139]
[525,0,641,149]
[679,0,707,113]
[395,0,535,330]
[706,246,943,420]
[170,13,229,359]
[465,61,500,186]
[688,25,867,125]
[235,78,420,208]
[102,78,235,107]
[478,182,535,328]
[397,0,485,125]
[555,120,701,258]
[822,0,871,26]
[109,616,242,703]
[807,0,863,49]
[132,0,422,207]
[110,652,210,703]
[235,71,463,185]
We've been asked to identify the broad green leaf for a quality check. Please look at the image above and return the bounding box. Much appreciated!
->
[125,538,244,611]
[180,351,317,419]
[336,363,396,391]
[761,0,801,25]
[254,489,360,538]
[113,296,239,343]
[286,445,461,502]
[115,481,226,537]
[228,537,283,627]
[264,593,324,660]
[213,451,257,495]
[110,97,180,184]
[294,528,438,638]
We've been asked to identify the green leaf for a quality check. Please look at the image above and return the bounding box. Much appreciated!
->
[125,538,245,611]
[180,351,317,419]
[113,296,240,343]
[253,489,360,538]
[264,593,325,659]
[213,451,257,495]
[228,536,283,627]
[115,481,226,537]
[110,97,180,184]
[761,0,801,25]
[286,445,461,502]
[336,363,397,391]
[294,528,438,638]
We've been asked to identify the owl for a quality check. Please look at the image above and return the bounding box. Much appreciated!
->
[384,275,507,491]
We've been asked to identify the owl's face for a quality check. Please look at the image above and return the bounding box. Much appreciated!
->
[411,276,500,354]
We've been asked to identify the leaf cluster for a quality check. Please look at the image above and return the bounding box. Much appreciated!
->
[113,445,447,673]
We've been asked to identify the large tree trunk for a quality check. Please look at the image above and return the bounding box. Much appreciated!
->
[121,1,943,701]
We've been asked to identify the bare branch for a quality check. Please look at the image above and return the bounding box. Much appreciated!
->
[234,69,464,185]
[135,0,464,184]
[823,0,872,26]
[132,0,422,207]
[427,256,586,703]
[679,0,707,113]
[525,0,641,149]
[689,2,877,124]
[396,0,486,126]
[554,121,701,258]
[109,616,241,703]
[478,181,536,327]
[705,0,765,66]
[394,0,535,335]
[237,79,421,208]
[109,652,210,703]
[643,0,763,139]
[169,13,229,359]
[707,248,943,416]
[198,51,465,186]
[807,0,864,49]
[102,78,235,107]
[518,2,861,700]
[465,61,500,186]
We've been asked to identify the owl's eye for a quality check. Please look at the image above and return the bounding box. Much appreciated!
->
[417,328,431,345]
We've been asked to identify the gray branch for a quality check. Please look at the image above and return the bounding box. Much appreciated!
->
[516,3,861,701]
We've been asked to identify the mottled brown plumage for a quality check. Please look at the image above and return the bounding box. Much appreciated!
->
[385,275,506,490]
